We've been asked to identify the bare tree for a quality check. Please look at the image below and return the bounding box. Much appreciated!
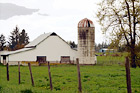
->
[97,0,140,67]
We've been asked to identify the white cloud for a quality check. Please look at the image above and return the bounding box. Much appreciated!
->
[0,3,39,20]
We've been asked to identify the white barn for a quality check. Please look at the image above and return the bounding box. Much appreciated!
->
[0,32,77,65]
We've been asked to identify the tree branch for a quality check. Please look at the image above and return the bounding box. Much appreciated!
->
[125,0,133,41]
[132,0,136,46]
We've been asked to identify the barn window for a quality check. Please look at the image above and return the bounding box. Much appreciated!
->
[61,56,70,63]
[36,56,46,63]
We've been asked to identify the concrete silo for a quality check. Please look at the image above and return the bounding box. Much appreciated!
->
[78,18,95,64]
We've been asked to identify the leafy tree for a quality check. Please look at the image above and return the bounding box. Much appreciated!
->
[97,0,140,68]
[0,34,6,51]
[118,44,128,52]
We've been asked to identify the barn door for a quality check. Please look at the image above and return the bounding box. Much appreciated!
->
[61,56,70,63]
[37,56,46,63]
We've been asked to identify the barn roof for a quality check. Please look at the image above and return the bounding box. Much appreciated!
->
[1,48,33,56]
[25,32,75,49]
[25,32,53,48]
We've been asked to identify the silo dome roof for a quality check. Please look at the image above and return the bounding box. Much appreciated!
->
[78,18,94,27]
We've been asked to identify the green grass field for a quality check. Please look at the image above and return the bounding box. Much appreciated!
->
[0,63,140,93]
[96,52,128,66]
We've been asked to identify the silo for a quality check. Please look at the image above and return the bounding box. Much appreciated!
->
[78,18,95,64]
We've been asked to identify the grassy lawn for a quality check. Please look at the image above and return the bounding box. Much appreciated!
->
[0,63,140,93]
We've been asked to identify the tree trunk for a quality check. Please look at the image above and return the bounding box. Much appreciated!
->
[130,43,136,68]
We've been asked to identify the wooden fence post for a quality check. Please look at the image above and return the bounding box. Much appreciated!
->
[125,57,132,93]
[28,63,34,86]
[18,62,21,84]
[47,61,53,90]
[6,63,9,81]
[76,58,82,93]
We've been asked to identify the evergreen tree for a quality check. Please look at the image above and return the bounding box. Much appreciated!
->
[0,34,6,51]
[19,29,29,47]
[8,26,20,50]
[8,26,30,50]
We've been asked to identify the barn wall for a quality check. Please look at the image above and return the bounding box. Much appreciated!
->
[8,36,77,63]
[35,36,77,61]
[8,49,36,62]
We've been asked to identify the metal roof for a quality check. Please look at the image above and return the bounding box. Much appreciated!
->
[1,48,33,55]
[78,18,94,28]
[25,32,53,48]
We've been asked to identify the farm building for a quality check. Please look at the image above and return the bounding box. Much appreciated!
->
[0,18,96,65]
[0,32,77,65]
[99,48,116,53]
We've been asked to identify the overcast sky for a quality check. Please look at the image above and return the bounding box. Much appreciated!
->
[0,0,105,44]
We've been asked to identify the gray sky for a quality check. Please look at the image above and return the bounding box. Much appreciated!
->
[0,0,105,44]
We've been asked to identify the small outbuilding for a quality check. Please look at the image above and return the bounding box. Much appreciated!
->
[99,48,116,53]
